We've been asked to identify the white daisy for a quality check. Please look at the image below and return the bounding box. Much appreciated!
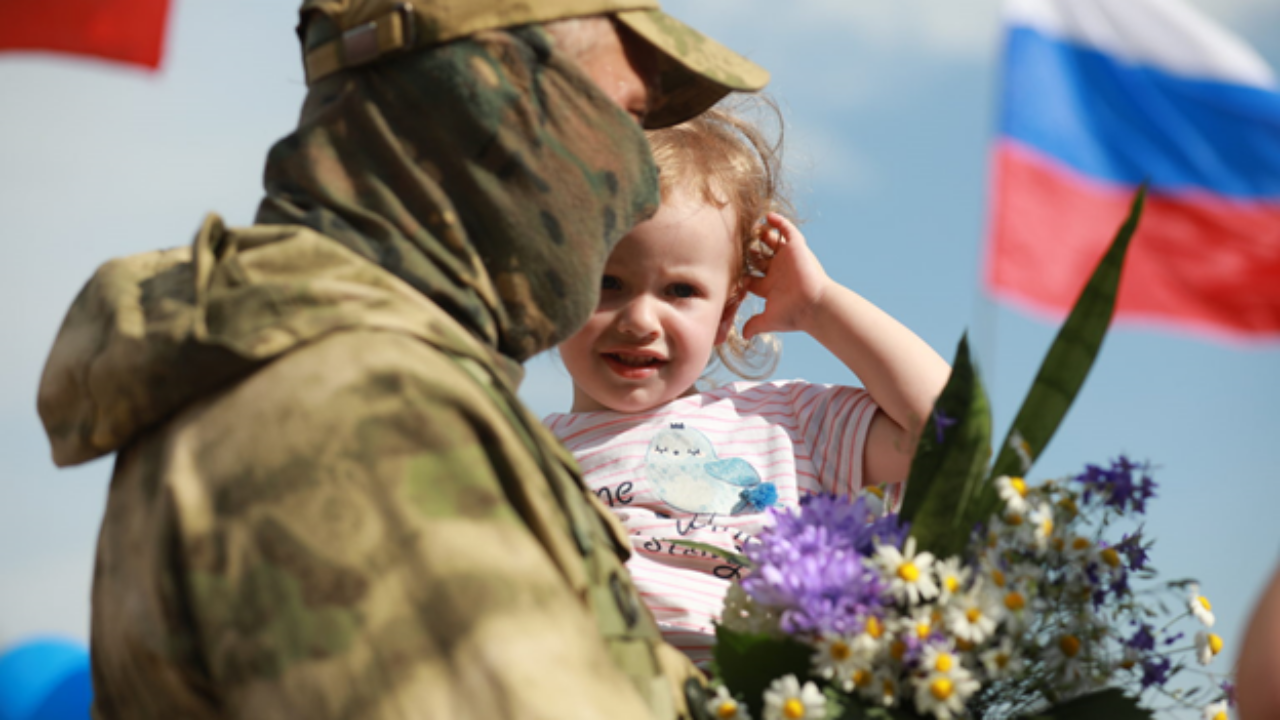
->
[867,669,901,708]
[811,633,861,680]
[982,560,1010,591]
[1064,535,1097,563]
[1000,507,1027,532]
[1195,630,1224,666]
[979,637,1023,680]
[1056,492,1080,520]
[1203,700,1229,720]
[1027,501,1055,551]
[1189,584,1216,627]
[706,685,751,720]
[875,536,939,605]
[1008,430,1034,473]
[1008,560,1045,586]
[919,643,964,677]
[1097,545,1123,569]
[887,636,912,664]
[934,556,970,602]
[996,475,1031,515]
[895,606,941,644]
[861,485,887,516]
[1043,633,1088,688]
[998,586,1031,631]
[842,665,876,695]
[912,664,981,720]
[762,675,826,720]
[946,587,1004,644]
[851,614,889,658]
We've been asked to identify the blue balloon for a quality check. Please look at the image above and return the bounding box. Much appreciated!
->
[0,637,92,720]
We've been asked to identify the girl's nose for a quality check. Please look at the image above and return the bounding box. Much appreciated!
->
[616,295,661,339]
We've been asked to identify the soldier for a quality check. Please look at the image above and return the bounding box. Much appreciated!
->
[36,1,768,718]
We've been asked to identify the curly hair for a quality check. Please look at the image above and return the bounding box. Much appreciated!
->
[646,95,792,381]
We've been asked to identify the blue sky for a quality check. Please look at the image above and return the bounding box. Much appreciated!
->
[1,0,1277,711]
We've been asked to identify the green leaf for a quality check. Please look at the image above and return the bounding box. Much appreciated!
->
[900,334,994,558]
[827,689,924,720]
[667,539,749,567]
[713,626,814,719]
[989,186,1146,481]
[1021,688,1153,720]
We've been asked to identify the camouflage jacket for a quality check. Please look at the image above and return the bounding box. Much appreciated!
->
[38,216,704,719]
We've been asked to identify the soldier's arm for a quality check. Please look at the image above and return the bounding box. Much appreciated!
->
[177,332,669,719]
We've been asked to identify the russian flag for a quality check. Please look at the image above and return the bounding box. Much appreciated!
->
[0,0,172,70]
[987,0,1280,339]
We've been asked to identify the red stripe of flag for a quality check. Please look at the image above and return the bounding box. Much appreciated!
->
[0,0,172,69]
[987,141,1280,340]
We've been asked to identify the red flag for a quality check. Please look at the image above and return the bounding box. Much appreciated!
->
[988,145,1280,340]
[988,0,1280,340]
[0,0,172,69]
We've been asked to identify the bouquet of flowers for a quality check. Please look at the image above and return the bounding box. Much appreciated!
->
[692,190,1235,720]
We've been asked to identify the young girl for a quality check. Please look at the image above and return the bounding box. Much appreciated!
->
[543,103,951,665]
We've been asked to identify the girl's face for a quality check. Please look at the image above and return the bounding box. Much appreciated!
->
[560,186,740,413]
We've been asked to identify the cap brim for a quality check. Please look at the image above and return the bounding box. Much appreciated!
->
[614,9,769,129]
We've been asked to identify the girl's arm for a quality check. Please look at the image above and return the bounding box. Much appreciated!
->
[743,213,951,487]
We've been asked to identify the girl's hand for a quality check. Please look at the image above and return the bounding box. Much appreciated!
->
[742,213,834,339]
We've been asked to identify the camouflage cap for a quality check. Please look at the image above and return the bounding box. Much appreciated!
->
[298,0,768,128]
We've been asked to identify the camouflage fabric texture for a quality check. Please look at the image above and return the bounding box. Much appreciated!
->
[38,24,709,720]
[613,9,770,128]
[298,0,661,52]
[296,0,769,128]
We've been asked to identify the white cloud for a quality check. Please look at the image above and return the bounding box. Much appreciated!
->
[669,0,1275,67]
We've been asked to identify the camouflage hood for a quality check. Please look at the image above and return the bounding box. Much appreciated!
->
[257,24,658,361]
[39,27,659,467]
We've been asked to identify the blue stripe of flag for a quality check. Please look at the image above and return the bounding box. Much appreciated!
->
[1000,25,1280,199]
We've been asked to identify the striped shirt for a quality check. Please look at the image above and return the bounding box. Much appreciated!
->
[544,380,885,666]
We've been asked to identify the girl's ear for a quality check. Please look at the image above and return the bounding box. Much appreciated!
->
[715,292,744,345]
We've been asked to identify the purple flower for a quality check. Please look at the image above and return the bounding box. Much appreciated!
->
[1074,456,1157,515]
[1140,655,1172,689]
[741,495,896,635]
[1085,564,1101,586]
[863,512,910,556]
[1118,532,1150,571]
[1126,624,1156,652]
[1221,680,1237,707]
[1109,572,1131,600]
[791,493,909,557]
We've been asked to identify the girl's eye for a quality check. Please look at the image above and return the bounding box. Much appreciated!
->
[669,283,698,299]
[601,275,622,291]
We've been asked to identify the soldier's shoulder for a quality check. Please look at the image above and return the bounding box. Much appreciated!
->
[244,329,482,413]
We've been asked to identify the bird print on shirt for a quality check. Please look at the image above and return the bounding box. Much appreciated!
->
[644,422,778,516]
